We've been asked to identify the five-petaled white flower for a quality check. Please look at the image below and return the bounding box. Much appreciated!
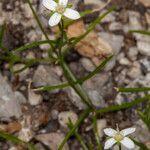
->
[104,126,136,149]
[42,0,80,26]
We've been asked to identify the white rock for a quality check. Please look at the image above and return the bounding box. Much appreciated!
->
[97,119,107,138]
[36,132,69,150]
[58,111,78,129]
[127,62,142,79]
[137,41,150,56]
[28,90,43,106]
[119,58,131,66]
[18,128,34,142]
[128,11,142,30]
[127,47,138,61]
[109,22,123,31]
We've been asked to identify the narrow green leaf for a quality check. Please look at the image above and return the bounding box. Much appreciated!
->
[92,114,102,150]
[138,111,150,130]
[13,40,53,53]
[67,120,88,150]
[129,30,150,36]
[96,95,150,114]
[116,87,150,93]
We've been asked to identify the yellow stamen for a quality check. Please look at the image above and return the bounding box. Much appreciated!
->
[56,5,65,14]
[114,133,124,142]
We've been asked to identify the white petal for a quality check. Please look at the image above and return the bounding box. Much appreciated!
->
[59,0,68,7]
[121,137,135,149]
[63,8,80,20]
[120,128,136,136]
[42,0,57,11]
[49,13,61,26]
[104,128,117,137]
[104,138,116,149]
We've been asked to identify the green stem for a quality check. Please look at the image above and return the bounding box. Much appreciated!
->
[92,114,102,150]
[58,21,94,109]
[116,87,150,93]
[68,121,88,150]
[60,57,93,108]
[96,95,150,114]
[58,108,91,150]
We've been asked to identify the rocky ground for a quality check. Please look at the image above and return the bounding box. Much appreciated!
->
[0,0,150,149]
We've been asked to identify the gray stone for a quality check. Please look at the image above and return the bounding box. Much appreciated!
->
[33,65,62,93]
[137,41,150,56]
[80,58,95,72]
[36,132,69,150]
[99,32,124,54]
[99,32,124,71]
[0,73,26,118]
[109,22,123,31]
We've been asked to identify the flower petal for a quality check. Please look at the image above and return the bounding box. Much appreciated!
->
[49,13,61,26]
[120,128,136,136]
[104,128,117,137]
[63,8,80,20]
[42,0,57,11]
[59,0,68,7]
[104,138,116,149]
[121,137,135,149]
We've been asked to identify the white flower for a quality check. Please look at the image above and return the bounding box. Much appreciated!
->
[42,0,80,26]
[104,127,136,149]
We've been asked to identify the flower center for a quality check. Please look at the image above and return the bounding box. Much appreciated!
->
[56,5,65,14]
[114,133,124,142]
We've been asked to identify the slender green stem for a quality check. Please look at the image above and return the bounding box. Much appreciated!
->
[92,114,102,150]
[58,21,93,109]
[129,30,150,36]
[58,108,91,150]
[60,57,93,108]
[68,121,88,150]
[96,95,150,114]
[116,87,150,93]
